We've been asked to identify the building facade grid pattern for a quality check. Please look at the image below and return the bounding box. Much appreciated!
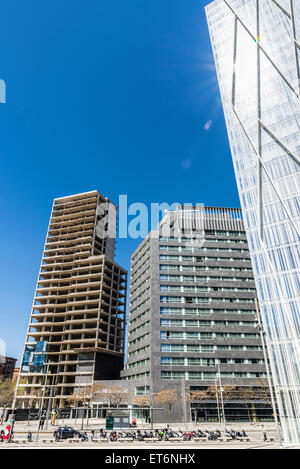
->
[122,207,270,423]
[206,0,300,444]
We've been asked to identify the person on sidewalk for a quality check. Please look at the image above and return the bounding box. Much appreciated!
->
[39,417,45,430]
[51,409,57,426]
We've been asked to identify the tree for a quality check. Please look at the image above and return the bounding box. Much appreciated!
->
[133,395,150,407]
[84,383,107,425]
[186,389,210,422]
[154,389,178,425]
[0,378,16,408]
[254,380,272,406]
[235,387,256,422]
[65,390,84,425]
[66,383,106,425]
[0,378,15,410]
[133,395,150,423]
[66,389,85,408]
[84,383,106,407]
[208,384,235,403]
[67,383,106,407]
[220,385,236,404]
[102,385,130,408]
[254,380,278,420]
[208,385,235,423]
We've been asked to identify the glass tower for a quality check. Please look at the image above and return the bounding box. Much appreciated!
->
[206,0,300,445]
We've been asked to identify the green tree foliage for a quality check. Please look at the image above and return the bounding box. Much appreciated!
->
[0,377,15,408]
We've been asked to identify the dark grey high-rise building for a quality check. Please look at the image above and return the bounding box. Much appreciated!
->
[122,206,271,423]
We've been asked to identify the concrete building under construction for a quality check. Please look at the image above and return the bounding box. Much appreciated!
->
[15,191,127,409]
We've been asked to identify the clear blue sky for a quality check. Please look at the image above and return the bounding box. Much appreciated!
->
[0,0,240,363]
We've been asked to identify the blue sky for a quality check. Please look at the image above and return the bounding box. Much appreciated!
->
[0,0,240,362]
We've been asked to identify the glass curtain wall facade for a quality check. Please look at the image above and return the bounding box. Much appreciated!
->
[206,0,300,444]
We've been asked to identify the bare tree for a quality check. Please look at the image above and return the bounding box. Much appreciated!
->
[209,385,235,403]
[133,395,150,423]
[208,385,235,422]
[186,389,210,423]
[235,387,256,422]
[254,379,278,420]
[133,395,150,407]
[220,385,236,404]
[85,383,106,407]
[254,380,272,406]
[65,390,85,425]
[66,383,106,425]
[102,385,130,408]
[66,389,84,408]
[154,389,178,425]
[84,383,107,425]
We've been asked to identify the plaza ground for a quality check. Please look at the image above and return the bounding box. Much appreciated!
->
[0,419,288,449]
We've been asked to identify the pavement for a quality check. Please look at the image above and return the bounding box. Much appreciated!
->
[0,419,284,449]
[1,441,281,449]
[5,418,278,432]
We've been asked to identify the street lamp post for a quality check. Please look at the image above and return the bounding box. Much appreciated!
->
[217,362,226,435]
[150,393,154,430]
[81,382,88,431]
[149,392,157,430]
[44,375,55,431]
[215,377,221,427]
[36,361,50,443]
[181,377,187,431]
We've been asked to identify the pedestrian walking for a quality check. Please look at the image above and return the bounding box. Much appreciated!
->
[51,409,57,426]
[39,417,45,430]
